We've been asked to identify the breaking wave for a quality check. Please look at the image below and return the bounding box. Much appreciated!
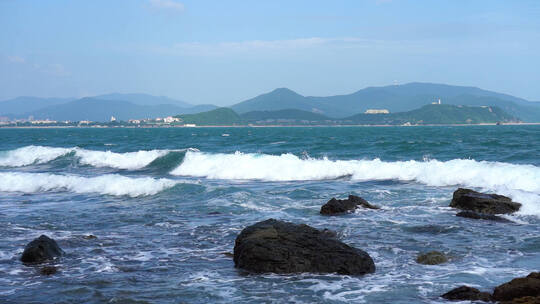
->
[0,172,180,197]
[0,146,194,170]
[172,151,540,215]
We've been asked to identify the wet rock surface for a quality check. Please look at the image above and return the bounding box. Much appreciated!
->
[320,195,380,215]
[493,272,540,302]
[416,251,449,265]
[456,211,512,222]
[234,219,375,275]
[450,188,521,214]
[21,235,64,264]
[441,285,492,302]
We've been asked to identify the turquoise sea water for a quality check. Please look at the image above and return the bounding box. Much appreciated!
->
[0,126,539,303]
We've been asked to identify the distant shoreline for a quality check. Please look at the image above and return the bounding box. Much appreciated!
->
[1,122,540,129]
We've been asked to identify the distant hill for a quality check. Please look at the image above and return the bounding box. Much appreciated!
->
[231,88,319,114]
[96,93,192,108]
[242,109,330,122]
[25,98,204,122]
[0,97,75,116]
[1,93,218,121]
[346,104,518,125]
[231,83,540,121]
[175,108,243,125]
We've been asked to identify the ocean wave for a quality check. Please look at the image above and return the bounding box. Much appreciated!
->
[0,146,73,167]
[0,146,194,170]
[0,172,180,197]
[172,151,540,215]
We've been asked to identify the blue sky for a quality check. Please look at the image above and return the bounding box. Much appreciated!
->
[1,0,539,105]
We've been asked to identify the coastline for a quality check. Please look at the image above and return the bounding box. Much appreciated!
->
[1,122,540,129]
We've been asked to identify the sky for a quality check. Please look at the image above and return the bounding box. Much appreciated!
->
[1,0,540,105]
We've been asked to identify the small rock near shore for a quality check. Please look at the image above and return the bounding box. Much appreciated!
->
[320,195,380,215]
[40,266,58,276]
[441,286,492,302]
[21,235,64,264]
[450,188,521,214]
[456,211,512,222]
[416,251,449,265]
[234,219,375,275]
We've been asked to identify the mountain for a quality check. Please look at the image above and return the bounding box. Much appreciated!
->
[0,97,75,116]
[175,108,243,125]
[25,98,201,122]
[231,88,322,114]
[242,109,330,122]
[96,93,192,108]
[1,93,218,120]
[346,104,518,125]
[231,83,540,121]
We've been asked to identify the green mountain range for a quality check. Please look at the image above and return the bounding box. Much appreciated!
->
[2,83,539,122]
[176,108,244,125]
[174,104,517,126]
[231,83,540,121]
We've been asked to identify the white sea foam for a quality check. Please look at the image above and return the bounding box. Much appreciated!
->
[0,172,179,197]
[172,151,540,215]
[73,148,169,170]
[0,145,72,167]
[0,145,177,170]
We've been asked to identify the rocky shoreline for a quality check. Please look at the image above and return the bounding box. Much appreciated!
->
[17,188,531,302]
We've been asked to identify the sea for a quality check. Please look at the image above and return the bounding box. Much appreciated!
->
[0,126,538,303]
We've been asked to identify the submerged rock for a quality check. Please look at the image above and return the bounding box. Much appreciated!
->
[441,286,492,302]
[450,188,521,214]
[493,272,540,302]
[456,211,512,222]
[21,235,64,264]
[234,219,375,275]
[40,266,58,276]
[320,195,380,215]
[416,251,448,265]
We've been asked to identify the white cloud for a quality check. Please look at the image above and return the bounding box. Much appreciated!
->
[149,0,184,12]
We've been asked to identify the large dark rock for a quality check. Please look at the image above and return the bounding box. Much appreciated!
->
[21,235,64,264]
[441,286,492,302]
[320,195,380,215]
[449,188,521,214]
[416,251,448,265]
[500,296,540,304]
[493,272,540,302]
[456,211,512,222]
[233,219,375,275]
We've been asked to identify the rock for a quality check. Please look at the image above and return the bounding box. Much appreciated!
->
[441,286,492,302]
[456,211,512,222]
[233,219,375,275]
[500,296,540,304]
[320,195,380,215]
[221,252,234,258]
[21,235,64,264]
[493,272,540,302]
[40,266,58,276]
[83,234,97,240]
[416,251,449,265]
[450,188,521,214]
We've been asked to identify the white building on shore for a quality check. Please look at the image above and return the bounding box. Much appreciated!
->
[365,109,390,114]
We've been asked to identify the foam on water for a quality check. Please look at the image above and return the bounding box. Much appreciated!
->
[73,148,170,170]
[173,151,540,215]
[0,172,179,197]
[0,145,72,167]
[0,145,180,170]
